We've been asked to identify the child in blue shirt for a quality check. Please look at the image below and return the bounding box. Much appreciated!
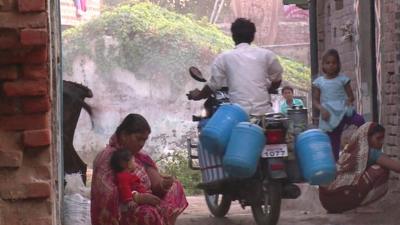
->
[313,49,365,160]
[280,85,304,114]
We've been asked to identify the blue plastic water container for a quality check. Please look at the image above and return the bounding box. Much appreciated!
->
[200,104,248,154]
[295,129,336,185]
[223,122,266,178]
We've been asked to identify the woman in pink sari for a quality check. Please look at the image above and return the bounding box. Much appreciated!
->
[91,114,188,225]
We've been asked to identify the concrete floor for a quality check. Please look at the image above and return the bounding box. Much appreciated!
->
[176,185,399,225]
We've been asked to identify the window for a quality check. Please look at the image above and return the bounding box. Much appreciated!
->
[335,0,344,10]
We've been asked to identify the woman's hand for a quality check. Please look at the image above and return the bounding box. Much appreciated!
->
[160,175,175,191]
[136,193,161,206]
[320,107,330,121]
[146,167,174,196]
[127,200,137,209]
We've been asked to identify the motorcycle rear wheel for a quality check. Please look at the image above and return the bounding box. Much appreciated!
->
[251,182,282,225]
[204,192,231,218]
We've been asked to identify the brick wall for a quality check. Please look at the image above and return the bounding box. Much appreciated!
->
[275,21,309,45]
[317,0,357,82]
[263,43,310,65]
[379,0,399,156]
[0,0,56,224]
[379,0,400,205]
[316,0,400,207]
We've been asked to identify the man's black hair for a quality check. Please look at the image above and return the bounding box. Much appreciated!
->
[110,149,133,172]
[231,18,256,45]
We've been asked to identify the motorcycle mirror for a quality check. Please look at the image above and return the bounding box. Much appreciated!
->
[189,66,207,82]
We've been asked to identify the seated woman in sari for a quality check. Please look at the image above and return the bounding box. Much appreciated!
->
[319,122,400,213]
[91,114,188,225]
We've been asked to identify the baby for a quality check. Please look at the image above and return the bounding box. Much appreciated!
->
[110,149,147,208]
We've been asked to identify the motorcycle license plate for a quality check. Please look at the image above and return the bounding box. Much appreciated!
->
[261,144,288,158]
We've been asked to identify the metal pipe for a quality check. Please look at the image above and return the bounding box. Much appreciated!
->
[309,0,319,125]
[370,0,379,122]
[213,0,225,24]
[210,0,220,23]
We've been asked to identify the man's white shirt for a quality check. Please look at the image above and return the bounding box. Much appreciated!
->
[207,43,283,116]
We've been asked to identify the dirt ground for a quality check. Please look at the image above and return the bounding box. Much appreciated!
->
[176,185,400,225]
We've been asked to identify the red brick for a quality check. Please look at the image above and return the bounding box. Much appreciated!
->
[0,65,18,80]
[24,217,52,225]
[33,165,51,179]
[0,150,23,168]
[23,129,50,147]
[0,114,49,131]
[0,29,19,49]
[21,29,47,46]
[0,49,24,64]
[18,0,45,12]
[0,182,51,200]
[0,0,17,12]
[24,47,48,63]
[3,80,48,96]
[0,211,19,225]
[23,182,51,198]
[0,12,47,28]
[0,48,48,65]
[0,97,19,115]
[21,96,50,113]
[22,64,48,80]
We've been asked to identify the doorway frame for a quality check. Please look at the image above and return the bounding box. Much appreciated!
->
[49,0,64,223]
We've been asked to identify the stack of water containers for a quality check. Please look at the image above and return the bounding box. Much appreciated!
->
[199,103,337,185]
[200,104,266,179]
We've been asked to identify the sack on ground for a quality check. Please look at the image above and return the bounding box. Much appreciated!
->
[63,193,91,225]
[64,173,91,198]
[63,173,91,225]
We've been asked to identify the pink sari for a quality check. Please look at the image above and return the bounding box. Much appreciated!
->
[91,136,188,225]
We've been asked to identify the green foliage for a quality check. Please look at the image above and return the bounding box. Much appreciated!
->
[62,1,310,93]
[157,149,202,196]
[63,2,233,94]
[103,0,232,20]
[279,56,311,88]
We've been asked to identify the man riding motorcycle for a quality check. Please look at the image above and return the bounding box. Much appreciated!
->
[188,18,283,115]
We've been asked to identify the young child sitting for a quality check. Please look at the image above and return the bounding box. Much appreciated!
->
[110,149,147,208]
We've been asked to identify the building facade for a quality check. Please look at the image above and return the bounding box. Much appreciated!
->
[60,0,101,29]
[0,0,61,224]
[311,0,400,206]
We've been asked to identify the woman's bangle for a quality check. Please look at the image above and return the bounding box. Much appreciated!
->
[131,191,139,202]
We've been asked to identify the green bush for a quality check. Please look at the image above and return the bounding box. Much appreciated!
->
[63,2,310,90]
[157,149,202,196]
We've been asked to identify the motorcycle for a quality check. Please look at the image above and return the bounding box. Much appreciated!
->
[186,67,305,225]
